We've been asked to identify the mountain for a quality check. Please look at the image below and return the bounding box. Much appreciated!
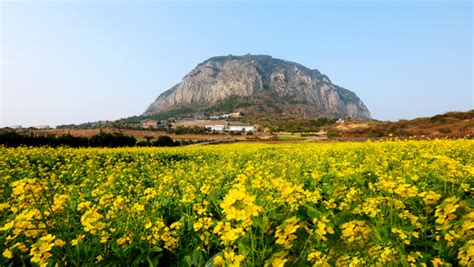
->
[144,54,371,119]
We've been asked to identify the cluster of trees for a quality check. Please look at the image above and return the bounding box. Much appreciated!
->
[136,136,177,147]
[255,116,337,132]
[344,124,411,138]
[0,131,180,148]
[167,126,206,135]
[57,121,144,130]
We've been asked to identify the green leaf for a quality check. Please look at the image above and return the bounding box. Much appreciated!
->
[464,198,474,208]
[304,204,321,219]
[151,246,163,252]
[432,240,444,251]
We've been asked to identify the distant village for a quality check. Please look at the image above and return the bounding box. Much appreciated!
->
[141,112,256,133]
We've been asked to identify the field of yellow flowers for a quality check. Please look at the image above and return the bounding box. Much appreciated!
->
[1,140,473,266]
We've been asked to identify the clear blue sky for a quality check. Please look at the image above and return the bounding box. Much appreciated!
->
[1,0,472,127]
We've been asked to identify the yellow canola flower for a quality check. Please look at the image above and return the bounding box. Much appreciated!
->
[52,194,70,213]
[2,249,13,259]
[0,203,11,212]
[275,216,300,249]
[80,208,105,234]
[307,251,331,266]
[71,234,85,246]
[220,186,262,225]
[223,250,245,267]
[341,220,371,245]
[457,239,474,265]
[391,227,410,245]
[214,255,224,265]
[132,203,145,213]
[418,191,441,205]
[265,251,288,267]
[213,221,245,245]
[145,222,153,229]
[312,216,334,241]
[200,184,211,194]
[54,239,66,248]
[30,234,56,267]
[1,140,473,266]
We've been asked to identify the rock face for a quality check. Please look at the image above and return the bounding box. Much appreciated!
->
[145,54,371,119]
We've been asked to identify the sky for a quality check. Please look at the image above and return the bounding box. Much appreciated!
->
[1,0,472,127]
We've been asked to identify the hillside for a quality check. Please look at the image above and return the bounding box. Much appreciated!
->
[144,54,371,119]
[329,110,474,138]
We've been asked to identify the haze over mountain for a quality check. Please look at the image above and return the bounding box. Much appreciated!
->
[144,55,371,119]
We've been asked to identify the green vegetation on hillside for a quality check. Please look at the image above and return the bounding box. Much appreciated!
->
[338,110,474,138]
[248,116,337,132]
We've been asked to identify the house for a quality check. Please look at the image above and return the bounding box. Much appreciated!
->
[205,121,256,133]
[206,124,225,132]
[227,122,256,132]
[142,119,158,129]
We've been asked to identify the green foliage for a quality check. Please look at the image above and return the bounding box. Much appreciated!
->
[168,126,206,135]
[0,131,180,148]
[152,136,175,147]
[253,116,337,132]
[327,129,341,138]
[203,96,251,113]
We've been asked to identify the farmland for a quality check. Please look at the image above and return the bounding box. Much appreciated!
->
[1,140,473,266]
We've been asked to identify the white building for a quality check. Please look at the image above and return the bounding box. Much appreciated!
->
[205,124,225,132]
[205,121,255,133]
[227,123,256,132]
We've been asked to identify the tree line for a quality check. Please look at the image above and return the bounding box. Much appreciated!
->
[0,131,181,148]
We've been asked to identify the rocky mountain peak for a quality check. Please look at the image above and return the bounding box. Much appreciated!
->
[144,54,370,119]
